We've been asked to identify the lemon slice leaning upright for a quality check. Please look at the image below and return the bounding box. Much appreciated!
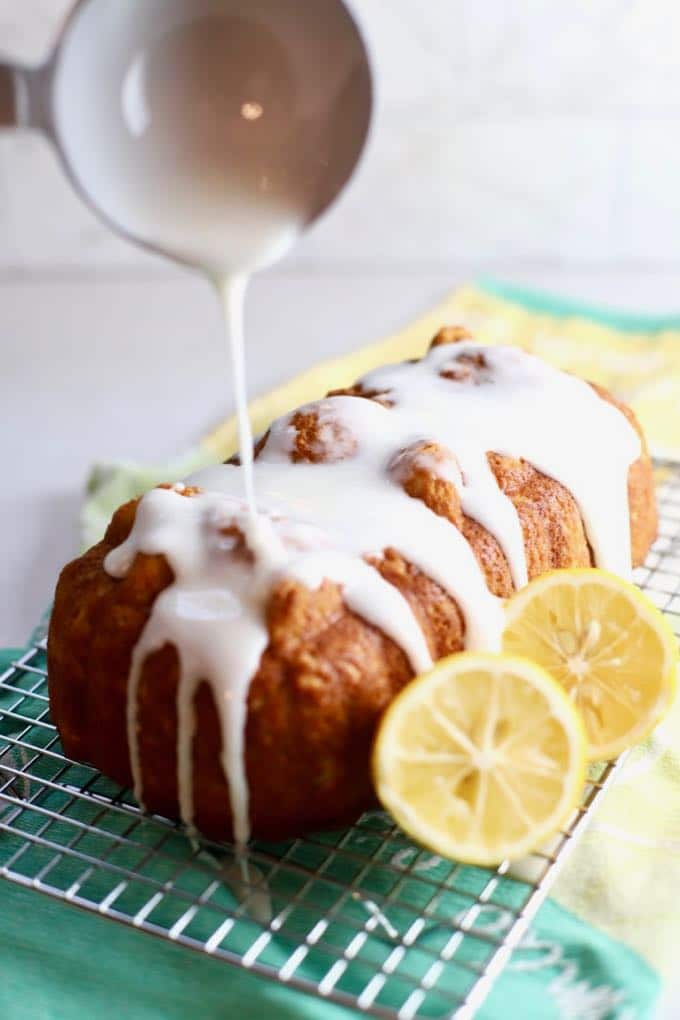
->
[372,653,586,867]
[503,568,678,761]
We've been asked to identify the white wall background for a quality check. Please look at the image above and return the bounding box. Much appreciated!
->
[2,0,680,274]
[4,1,680,643]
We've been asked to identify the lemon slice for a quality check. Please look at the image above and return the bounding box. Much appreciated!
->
[503,569,678,761]
[372,653,586,866]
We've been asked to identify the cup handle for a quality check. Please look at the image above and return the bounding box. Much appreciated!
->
[0,62,41,129]
[0,63,19,127]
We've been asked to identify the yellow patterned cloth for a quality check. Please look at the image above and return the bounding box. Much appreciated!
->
[555,695,680,978]
[84,280,680,550]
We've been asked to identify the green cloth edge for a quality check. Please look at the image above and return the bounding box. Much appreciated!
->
[479,278,680,333]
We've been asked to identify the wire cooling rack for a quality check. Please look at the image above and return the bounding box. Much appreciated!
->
[1,463,679,1020]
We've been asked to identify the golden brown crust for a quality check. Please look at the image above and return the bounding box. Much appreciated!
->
[48,330,657,841]
[430,325,474,347]
[588,381,658,565]
[288,408,359,464]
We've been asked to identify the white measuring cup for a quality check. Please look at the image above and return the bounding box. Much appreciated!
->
[0,0,373,272]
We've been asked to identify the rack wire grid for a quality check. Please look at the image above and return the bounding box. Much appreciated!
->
[1,462,679,1020]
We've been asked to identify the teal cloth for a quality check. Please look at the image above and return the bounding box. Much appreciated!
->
[0,875,659,1020]
[0,647,660,1019]
[479,277,680,333]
